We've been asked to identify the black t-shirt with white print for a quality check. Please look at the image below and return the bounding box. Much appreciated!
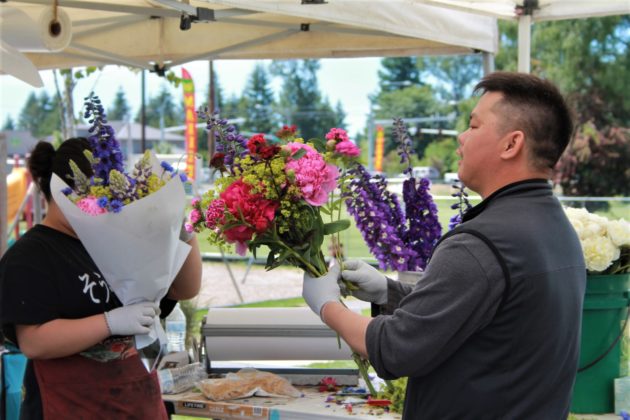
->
[0,224,176,419]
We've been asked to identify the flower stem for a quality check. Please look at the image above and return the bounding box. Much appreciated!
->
[352,352,377,396]
[275,239,323,277]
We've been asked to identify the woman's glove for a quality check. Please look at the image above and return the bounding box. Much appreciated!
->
[302,263,341,318]
[341,259,388,305]
[104,302,160,336]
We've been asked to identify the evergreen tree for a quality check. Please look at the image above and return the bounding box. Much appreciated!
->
[2,115,15,130]
[135,85,183,129]
[108,87,131,121]
[18,91,61,137]
[416,55,483,102]
[242,63,277,134]
[271,59,342,139]
[377,57,420,92]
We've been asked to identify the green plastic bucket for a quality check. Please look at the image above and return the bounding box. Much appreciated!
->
[571,274,630,414]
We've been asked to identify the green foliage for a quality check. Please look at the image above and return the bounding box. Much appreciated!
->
[18,91,61,137]
[416,54,483,102]
[372,85,441,158]
[108,87,131,121]
[136,85,183,128]
[242,63,277,134]
[377,376,407,414]
[270,59,343,139]
[378,57,420,92]
[494,20,518,72]
[418,137,459,174]
[532,16,630,127]
[2,115,15,130]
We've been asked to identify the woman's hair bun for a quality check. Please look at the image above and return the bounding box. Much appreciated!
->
[27,141,56,183]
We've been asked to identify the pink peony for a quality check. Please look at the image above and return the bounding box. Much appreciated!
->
[285,142,338,206]
[335,141,360,157]
[76,197,106,215]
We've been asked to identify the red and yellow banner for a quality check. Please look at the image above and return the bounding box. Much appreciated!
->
[182,68,197,180]
[374,125,385,172]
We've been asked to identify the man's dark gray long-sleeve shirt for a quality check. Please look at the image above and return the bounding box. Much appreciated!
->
[366,179,586,419]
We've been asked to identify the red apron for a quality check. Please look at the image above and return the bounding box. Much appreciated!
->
[33,354,167,420]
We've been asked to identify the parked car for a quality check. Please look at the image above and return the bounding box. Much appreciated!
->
[444,172,460,183]
[412,166,440,181]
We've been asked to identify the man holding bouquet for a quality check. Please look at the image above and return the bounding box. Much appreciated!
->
[302,72,586,419]
[0,138,202,419]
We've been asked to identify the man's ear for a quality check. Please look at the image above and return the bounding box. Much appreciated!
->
[500,130,525,160]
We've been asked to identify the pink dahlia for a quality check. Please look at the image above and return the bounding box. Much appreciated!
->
[285,142,338,206]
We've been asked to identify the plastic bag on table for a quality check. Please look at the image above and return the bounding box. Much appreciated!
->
[158,362,206,394]
[197,368,302,401]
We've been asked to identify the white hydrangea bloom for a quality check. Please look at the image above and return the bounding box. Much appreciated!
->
[582,236,619,273]
[607,219,630,247]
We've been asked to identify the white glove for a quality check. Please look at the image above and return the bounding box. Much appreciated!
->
[341,259,388,305]
[302,263,341,318]
[104,302,160,336]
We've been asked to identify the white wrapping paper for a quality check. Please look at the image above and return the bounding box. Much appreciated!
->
[0,5,72,52]
[51,168,191,349]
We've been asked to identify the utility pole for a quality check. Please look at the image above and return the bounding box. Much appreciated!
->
[207,60,216,160]
[141,70,146,152]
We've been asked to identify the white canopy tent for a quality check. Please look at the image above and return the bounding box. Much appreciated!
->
[0,0,499,85]
[415,0,630,72]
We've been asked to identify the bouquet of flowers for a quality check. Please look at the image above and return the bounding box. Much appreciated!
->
[564,207,630,274]
[50,93,192,348]
[186,113,361,277]
[344,118,447,272]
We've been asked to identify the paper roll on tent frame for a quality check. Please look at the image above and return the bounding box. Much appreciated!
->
[0,4,72,86]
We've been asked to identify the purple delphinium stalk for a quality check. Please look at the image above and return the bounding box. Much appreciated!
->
[394,117,442,269]
[393,118,414,176]
[344,118,442,271]
[402,177,442,270]
[83,93,124,184]
[345,164,418,271]
[198,107,247,175]
[448,181,472,230]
